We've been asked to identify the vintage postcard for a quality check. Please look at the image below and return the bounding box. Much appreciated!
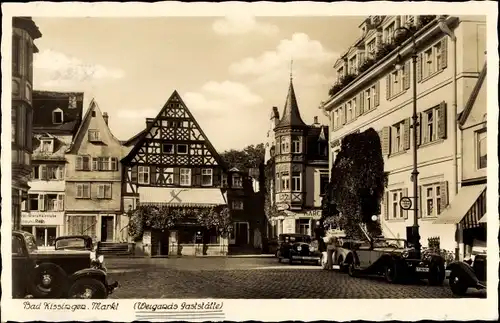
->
[1,1,499,322]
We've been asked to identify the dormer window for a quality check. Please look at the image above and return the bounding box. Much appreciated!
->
[69,96,77,109]
[52,109,63,124]
[40,139,54,153]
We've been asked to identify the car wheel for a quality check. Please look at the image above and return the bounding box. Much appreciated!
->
[428,262,446,286]
[449,271,468,296]
[68,278,107,299]
[29,263,68,298]
[384,261,399,284]
[347,261,356,277]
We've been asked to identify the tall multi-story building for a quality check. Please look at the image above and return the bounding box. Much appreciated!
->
[64,100,127,243]
[321,15,486,255]
[21,91,83,246]
[11,17,42,230]
[265,76,330,237]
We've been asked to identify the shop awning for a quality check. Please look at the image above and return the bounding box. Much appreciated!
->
[433,184,486,225]
[139,187,227,208]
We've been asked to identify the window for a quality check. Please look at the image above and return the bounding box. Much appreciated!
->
[52,110,63,124]
[391,122,405,154]
[291,136,302,153]
[40,139,54,153]
[97,183,112,199]
[423,48,433,78]
[320,173,329,196]
[334,110,340,129]
[91,157,118,171]
[76,156,91,171]
[338,107,343,125]
[423,107,440,144]
[346,101,353,123]
[88,130,101,142]
[202,169,213,186]
[280,136,290,154]
[76,183,91,199]
[390,68,405,96]
[365,88,372,111]
[28,194,39,211]
[232,175,242,188]
[435,41,442,70]
[12,236,24,255]
[91,111,96,117]
[477,130,487,169]
[45,194,59,211]
[12,35,20,74]
[348,56,357,74]
[232,200,244,210]
[367,39,376,57]
[163,144,174,154]
[424,184,442,218]
[12,107,17,143]
[297,219,310,235]
[138,166,150,184]
[222,174,228,187]
[180,168,192,186]
[69,96,77,109]
[281,172,290,191]
[422,41,444,79]
[292,173,302,192]
[168,120,179,128]
[67,215,97,238]
[390,189,404,219]
[46,165,63,180]
[177,144,188,154]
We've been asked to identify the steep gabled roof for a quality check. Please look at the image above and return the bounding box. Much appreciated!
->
[122,129,147,147]
[121,90,228,170]
[458,63,487,128]
[275,78,307,129]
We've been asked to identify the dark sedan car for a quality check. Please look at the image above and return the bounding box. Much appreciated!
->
[276,234,322,265]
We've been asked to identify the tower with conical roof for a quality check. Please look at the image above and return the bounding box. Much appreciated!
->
[273,69,308,211]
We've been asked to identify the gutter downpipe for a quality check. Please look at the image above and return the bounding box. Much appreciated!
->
[438,16,462,261]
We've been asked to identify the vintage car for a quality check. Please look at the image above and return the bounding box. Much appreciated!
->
[276,234,322,265]
[343,227,446,285]
[12,230,118,299]
[447,251,487,296]
[55,235,96,251]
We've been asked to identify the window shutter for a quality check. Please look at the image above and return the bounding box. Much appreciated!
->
[193,168,201,186]
[106,184,112,199]
[355,96,360,118]
[359,91,365,114]
[375,81,380,107]
[40,165,47,180]
[386,75,391,100]
[150,166,157,185]
[38,194,45,211]
[76,184,82,198]
[439,181,449,213]
[131,166,138,182]
[438,101,447,139]
[403,118,411,150]
[173,167,180,185]
[404,61,411,90]
[417,54,423,82]
[417,186,422,218]
[97,184,103,199]
[381,126,391,156]
[384,191,389,220]
[440,37,448,70]
[111,157,118,171]
[416,113,422,146]
[57,194,65,211]
[213,167,221,187]
[403,188,409,219]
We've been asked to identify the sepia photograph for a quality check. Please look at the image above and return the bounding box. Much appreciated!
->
[2,2,498,322]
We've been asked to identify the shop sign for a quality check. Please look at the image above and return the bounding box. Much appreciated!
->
[21,212,64,226]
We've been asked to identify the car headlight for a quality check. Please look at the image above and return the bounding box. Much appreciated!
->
[310,247,316,252]
[297,246,302,251]
[98,255,104,263]
[90,251,97,260]
[402,250,409,258]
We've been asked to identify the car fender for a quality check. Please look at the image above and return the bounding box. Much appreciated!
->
[447,261,479,286]
[70,268,107,285]
[345,251,359,265]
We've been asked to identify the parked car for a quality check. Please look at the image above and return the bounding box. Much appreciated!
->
[343,226,446,285]
[447,251,487,296]
[277,233,321,265]
[54,235,95,251]
[12,230,118,299]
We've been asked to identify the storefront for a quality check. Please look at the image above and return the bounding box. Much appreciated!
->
[269,209,322,237]
[20,211,64,247]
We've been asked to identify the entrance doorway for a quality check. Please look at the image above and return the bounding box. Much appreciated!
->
[100,216,115,242]
[151,229,169,256]
[235,222,249,246]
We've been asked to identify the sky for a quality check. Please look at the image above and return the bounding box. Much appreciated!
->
[32,16,364,152]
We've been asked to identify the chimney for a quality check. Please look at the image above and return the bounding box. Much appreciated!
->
[313,116,320,127]
[102,112,109,125]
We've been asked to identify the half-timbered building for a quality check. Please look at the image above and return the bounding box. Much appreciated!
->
[121,91,229,257]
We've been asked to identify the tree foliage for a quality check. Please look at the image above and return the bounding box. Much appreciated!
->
[127,205,232,242]
[325,128,388,238]
[220,143,265,171]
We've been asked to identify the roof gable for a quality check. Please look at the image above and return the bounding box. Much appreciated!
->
[66,100,121,154]
[122,91,226,169]
[459,63,487,128]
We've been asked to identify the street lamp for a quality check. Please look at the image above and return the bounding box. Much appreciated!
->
[393,26,421,259]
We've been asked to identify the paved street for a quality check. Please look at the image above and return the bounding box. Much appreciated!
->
[105,257,485,299]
